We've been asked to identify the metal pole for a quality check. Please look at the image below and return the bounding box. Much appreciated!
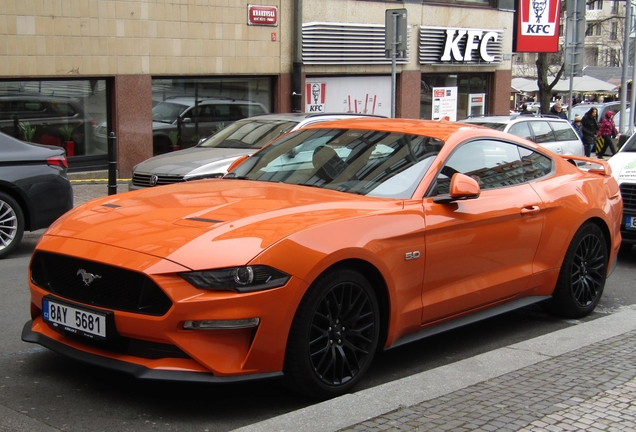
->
[391,13,397,119]
[620,0,633,134]
[107,132,117,196]
[567,2,575,121]
[630,0,636,134]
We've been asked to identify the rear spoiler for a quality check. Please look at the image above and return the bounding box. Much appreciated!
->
[561,155,612,176]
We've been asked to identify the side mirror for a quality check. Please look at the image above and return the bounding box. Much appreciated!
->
[433,173,481,204]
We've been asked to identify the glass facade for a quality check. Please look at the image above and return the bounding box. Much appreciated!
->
[150,77,273,154]
[0,79,108,164]
[420,73,490,121]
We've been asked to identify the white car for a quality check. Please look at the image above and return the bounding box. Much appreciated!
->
[461,115,584,157]
[607,134,636,248]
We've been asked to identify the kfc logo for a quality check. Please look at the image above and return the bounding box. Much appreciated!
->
[306,83,326,112]
[515,0,561,52]
[520,0,559,36]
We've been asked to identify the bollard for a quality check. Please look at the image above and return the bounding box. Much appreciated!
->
[107,132,117,195]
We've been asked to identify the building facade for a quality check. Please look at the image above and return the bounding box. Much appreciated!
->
[0,0,515,176]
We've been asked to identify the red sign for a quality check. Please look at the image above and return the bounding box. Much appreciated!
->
[248,5,278,27]
[514,0,561,53]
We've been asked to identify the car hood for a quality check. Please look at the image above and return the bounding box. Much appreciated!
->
[44,180,398,270]
[133,147,252,176]
[608,152,636,184]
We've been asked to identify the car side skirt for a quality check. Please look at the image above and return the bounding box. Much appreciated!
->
[388,296,551,350]
[21,321,283,384]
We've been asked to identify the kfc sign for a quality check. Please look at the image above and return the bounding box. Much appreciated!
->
[247,5,278,26]
[515,0,561,52]
[419,26,504,65]
[441,30,499,62]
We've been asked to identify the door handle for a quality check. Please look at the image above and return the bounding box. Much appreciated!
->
[520,205,541,215]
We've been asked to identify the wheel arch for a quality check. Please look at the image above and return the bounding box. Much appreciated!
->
[316,258,391,351]
[0,183,32,231]
[586,216,613,266]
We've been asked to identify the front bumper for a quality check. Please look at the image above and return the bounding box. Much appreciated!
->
[21,321,282,383]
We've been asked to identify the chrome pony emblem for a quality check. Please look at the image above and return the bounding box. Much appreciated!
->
[77,269,102,286]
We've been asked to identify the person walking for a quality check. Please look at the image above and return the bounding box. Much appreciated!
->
[519,103,533,115]
[597,111,619,159]
[572,116,583,138]
[580,107,599,157]
[549,102,567,119]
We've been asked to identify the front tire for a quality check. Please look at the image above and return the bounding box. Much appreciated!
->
[284,268,380,398]
[0,192,25,259]
[549,222,607,318]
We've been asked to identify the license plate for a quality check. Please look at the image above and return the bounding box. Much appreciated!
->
[42,297,107,339]
[626,216,636,230]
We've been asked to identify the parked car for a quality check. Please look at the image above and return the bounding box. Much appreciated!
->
[22,118,622,398]
[461,115,584,156]
[608,133,636,249]
[569,101,627,129]
[0,94,95,156]
[0,132,73,258]
[132,112,385,190]
[151,97,268,155]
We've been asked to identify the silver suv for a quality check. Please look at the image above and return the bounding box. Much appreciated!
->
[151,97,268,155]
[132,112,385,189]
[461,115,584,156]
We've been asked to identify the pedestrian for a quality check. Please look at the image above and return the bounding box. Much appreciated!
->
[572,115,583,138]
[597,111,619,158]
[549,102,567,119]
[519,103,533,115]
[580,107,599,157]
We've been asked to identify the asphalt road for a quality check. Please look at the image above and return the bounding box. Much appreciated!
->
[1,185,635,431]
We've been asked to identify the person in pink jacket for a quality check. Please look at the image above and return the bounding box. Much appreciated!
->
[597,111,619,158]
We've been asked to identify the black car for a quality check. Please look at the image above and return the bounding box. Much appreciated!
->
[0,132,73,258]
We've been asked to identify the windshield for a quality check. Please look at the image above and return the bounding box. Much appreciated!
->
[228,128,445,199]
[152,102,188,123]
[621,134,636,152]
[198,119,299,149]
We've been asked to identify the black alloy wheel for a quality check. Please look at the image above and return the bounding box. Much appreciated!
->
[550,222,607,318]
[284,268,380,398]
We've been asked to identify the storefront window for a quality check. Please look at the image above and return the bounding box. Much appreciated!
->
[420,73,490,120]
[0,79,108,163]
[150,77,273,154]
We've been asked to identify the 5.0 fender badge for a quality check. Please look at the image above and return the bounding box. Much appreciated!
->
[77,269,102,286]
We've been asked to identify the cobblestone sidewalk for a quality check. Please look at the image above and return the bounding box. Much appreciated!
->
[342,331,636,432]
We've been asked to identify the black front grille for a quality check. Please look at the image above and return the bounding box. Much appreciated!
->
[31,251,172,316]
[132,172,184,188]
[621,183,636,212]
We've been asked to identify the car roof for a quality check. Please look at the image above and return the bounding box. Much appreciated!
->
[242,112,386,123]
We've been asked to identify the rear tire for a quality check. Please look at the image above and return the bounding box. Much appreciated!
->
[549,222,607,318]
[284,268,380,398]
[0,192,25,259]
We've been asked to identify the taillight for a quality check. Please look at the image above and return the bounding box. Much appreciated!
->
[47,156,68,169]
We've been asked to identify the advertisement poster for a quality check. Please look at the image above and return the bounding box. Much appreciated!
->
[432,87,458,121]
[305,76,391,117]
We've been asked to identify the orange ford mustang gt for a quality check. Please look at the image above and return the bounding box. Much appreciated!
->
[22,118,622,398]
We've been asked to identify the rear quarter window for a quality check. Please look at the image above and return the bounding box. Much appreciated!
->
[528,121,555,144]
[550,121,578,141]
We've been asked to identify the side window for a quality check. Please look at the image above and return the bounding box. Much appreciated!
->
[519,147,553,180]
[528,121,555,144]
[435,140,524,195]
[508,121,533,140]
[550,121,578,141]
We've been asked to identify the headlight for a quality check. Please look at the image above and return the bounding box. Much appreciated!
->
[179,266,290,293]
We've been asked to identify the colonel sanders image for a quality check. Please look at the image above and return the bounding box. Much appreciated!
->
[532,0,547,23]
[312,83,321,105]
